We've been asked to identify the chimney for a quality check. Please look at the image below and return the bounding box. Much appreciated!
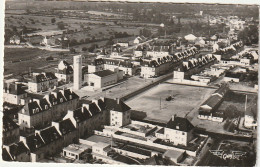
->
[116,98,120,104]
[52,122,60,134]
[172,114,176,121]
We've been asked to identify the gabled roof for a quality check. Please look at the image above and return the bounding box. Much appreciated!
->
[28,101,42,115]
[24,134,45,152]
[39,98,51,111]
[201,94,222,109]
[98,99,106,110]
[2,148,12,161]
[73,108,89,123]
[39,126,62,144]
[88,102,100,116]
[213,84,229,97]
[8,142,29,158]
[3,116,19,133]
[32,72,57,83]
[93,70,116,77]
[166,116,194,132]
[104,98,131,112]
[63,89,79,101]
[58,119,76,135]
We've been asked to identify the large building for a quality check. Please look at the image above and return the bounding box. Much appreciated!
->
[55,60,73,83]
[18,89,79,129]
[28,72,58,93]
[88,58,137,76]
[84,69,123,89]
[73,55,82,90]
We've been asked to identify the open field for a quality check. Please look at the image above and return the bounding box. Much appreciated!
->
[125,83,215,123]
[4,48,68,75]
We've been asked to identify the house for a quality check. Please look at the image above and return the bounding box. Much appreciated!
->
[3,116,20,145]
[163,115,194,146]
[3,141,30,162]
[19,133,46,162]
[146,46,170,58]
[41,36,56,47]
[84,69,123,89]
[55,60,73,83]
[63,98,110,138]
[113,42,129,48]
[133,36,146,44]
[35,126,63,156]
[184,34,197,42]
[92,142,112,157]
[51,118,78,147]
[194,37,206,47]
[9,35,21,45]
[224,72,244,83]
[63,144,89,160]
[3,83,28,105]
[28,72,58,93]
[108,98,131,127]
[18,89,79,129]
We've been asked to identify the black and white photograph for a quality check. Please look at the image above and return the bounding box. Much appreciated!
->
[1,0,259,166]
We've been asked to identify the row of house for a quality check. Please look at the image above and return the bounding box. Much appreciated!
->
[3,97,131,162]
[140,47,199,78]
[18,88,79,130]
[198,84,229,122]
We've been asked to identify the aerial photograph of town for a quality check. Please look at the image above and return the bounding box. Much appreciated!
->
[1,0,259,166]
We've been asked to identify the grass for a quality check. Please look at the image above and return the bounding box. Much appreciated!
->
[126,83,215,123]
[4,48,67,75]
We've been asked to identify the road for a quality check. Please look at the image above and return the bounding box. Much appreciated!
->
[122,38,158,53]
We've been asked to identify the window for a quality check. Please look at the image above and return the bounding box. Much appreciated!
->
[69,95,72,100]
[45,105,48,110]
[60,98,63,103]
[182,132,185,135]
[36,108,39,112]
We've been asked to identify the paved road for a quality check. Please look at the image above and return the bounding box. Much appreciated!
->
[122,38,158,53]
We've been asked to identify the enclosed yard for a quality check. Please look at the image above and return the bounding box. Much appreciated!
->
[125,83,215,123]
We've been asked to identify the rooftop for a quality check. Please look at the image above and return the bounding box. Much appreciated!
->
[166,116,194,132]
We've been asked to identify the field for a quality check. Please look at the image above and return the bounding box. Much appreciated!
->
[4,48,68,75]
[125,83,215,123]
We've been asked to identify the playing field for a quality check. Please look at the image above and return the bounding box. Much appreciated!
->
[125,83,215,123]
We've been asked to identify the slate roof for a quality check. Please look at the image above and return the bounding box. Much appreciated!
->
[63,89,79,101]
[213,84,229,97]
[201,95,222,110]
[2,148,12,161]
[88,102,100,116]
[104,98,131,112]
[3,116,19,133]
[93,70,116,77]
[27,101,42,115]
[24,134,45,152]
[141,60,159,67]
[32,72,57,83]
[8,142,29,158]
[225,72,243,79]
[166,116,194,132]
[91,58,104,66]
[58,119,76,135]
[39,126,62,144]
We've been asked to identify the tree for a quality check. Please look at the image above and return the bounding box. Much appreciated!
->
[57,22,66,30]
[70,48,76,53]
[82,47,88,51]
[106,39,114,46]
[51,18,56,24]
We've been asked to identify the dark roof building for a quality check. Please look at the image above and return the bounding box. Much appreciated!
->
[104,98,131,113]
[166,116,194,132]
[3,116,19,133]
[3,83,27,95]
[7,142,30,159]
[93,70,116,77]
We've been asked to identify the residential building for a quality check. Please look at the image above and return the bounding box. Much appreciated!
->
[162,149,185,164]
[18,89,79,129]
[9,35,21,45]
[184,34,197,42]
[108,98,131,127]
[84,69,123,89]
[161,115,194,146]
[3,142,30,162]
[3,83,27,105]
[28,72,58,93]
[3,116,20,145]
[41,36,56,47]
[55,60,73,83]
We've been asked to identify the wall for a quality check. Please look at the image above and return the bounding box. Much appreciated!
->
[172,79,208,86]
